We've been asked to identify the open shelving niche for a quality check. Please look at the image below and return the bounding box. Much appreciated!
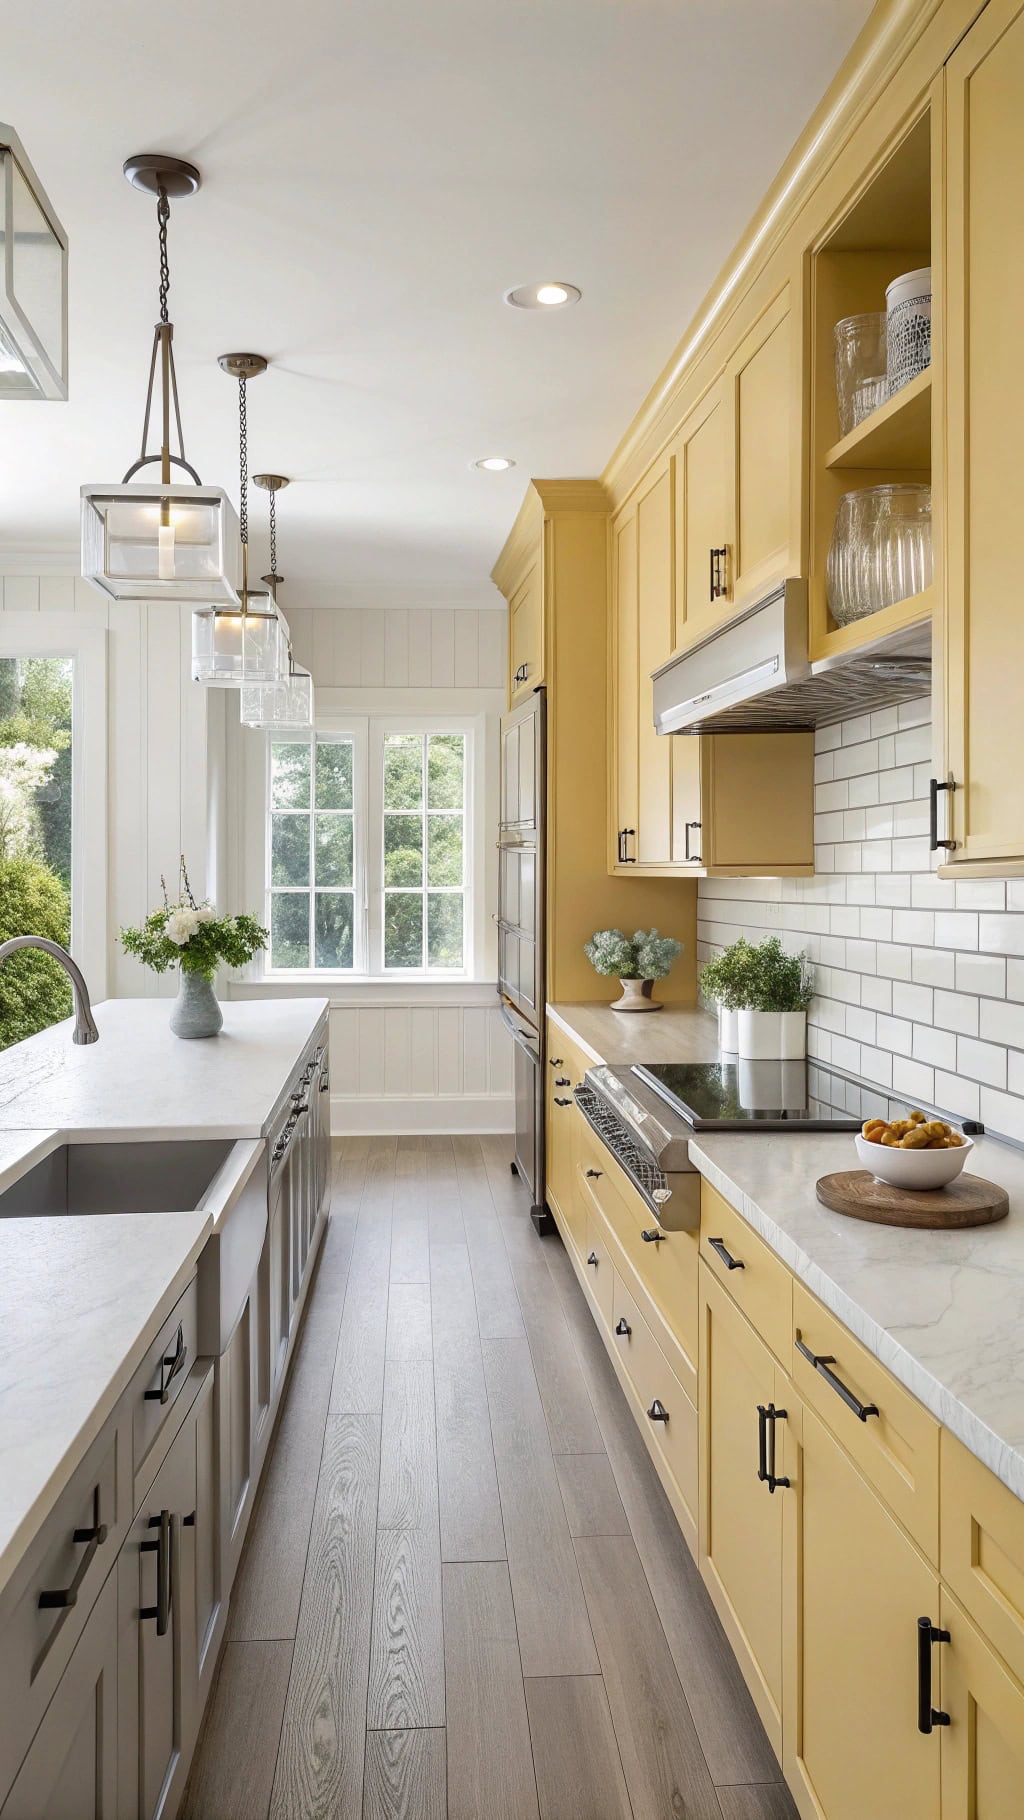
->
[809,108,934,663]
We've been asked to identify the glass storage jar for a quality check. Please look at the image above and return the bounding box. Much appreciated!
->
[833,312,888,438]
[826,484,932,627]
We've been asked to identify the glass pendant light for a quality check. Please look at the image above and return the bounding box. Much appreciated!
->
[191,356,287,687]
[81,154,239,603]
[240,475,315,733]
[0,122,69,399]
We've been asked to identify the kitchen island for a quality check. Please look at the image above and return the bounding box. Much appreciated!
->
[0,997,331,1819]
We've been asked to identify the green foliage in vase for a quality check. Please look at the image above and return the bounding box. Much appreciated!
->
[699,937,758,1010]
[120,857,268,981]
[585,927,684,981]
[744,936,815,1012]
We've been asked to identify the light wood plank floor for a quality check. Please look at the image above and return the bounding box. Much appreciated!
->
[184,1134,797,1820]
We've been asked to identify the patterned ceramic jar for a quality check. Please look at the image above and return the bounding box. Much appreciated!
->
[886,266,931,395]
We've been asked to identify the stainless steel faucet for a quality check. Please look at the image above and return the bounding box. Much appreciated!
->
[0,936,100,1044]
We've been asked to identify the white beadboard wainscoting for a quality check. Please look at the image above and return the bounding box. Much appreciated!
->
[698,698,1024,1144]
[227,984,514,1134]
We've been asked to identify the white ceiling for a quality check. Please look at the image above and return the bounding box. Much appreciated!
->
[2,0,871,606]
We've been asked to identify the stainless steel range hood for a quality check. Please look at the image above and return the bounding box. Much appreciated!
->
[652,578,931,734]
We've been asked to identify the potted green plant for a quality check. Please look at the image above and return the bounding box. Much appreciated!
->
[699,938,758,1051]
[120,856,268,1039]
[584,927,684,1012]
[738,937,814,1059]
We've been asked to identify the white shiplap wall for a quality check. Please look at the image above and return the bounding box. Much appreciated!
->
[283,605,505,691]
[698,698,1024,1144]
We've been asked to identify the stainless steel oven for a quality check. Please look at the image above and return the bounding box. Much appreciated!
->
[497,688,547,1230]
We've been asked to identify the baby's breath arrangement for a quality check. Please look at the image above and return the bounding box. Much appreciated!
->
[584,927,683,981]
[120,856,267,981]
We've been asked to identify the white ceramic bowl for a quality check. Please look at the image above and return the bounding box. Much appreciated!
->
[855,1131,973,1191]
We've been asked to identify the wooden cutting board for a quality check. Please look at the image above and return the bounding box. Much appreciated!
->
[816,1170,1009,1229]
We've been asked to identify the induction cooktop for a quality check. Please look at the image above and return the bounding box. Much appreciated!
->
[631,1060,863,1132]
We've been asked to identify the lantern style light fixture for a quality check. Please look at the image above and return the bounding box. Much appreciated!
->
[81,154,240,603]
[191,357,288,687]
[240,474,315,732]
[0,123,68,400]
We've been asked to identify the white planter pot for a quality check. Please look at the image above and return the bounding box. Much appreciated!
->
[718,1005,739,1052]
[737,1008,807,1060]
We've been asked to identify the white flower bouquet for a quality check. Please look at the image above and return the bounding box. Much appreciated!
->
[120,856,267,981]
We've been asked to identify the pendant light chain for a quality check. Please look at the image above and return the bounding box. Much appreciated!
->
[238,375,248,546]
[156,187,171,325]
[268,482,277,575]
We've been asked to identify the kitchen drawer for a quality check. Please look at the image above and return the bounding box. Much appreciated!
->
[582,1208,615,1325]
[545,1021,594,1095]
[792,1281,938,1562]
[941,1430,1024,1687]
[700,1181,791,1365]
[0,1411,128,1806]
[612,1275,698,1543]
[131,1277,199,1494]
[578,1121,698,1369]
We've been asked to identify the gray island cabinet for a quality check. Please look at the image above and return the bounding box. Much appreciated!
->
[0,1005,330,1820]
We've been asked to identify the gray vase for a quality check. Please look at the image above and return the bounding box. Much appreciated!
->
[170,969,223,1039]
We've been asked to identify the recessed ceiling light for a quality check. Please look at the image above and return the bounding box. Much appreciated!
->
[504,281,581,311]
[474,456,516,472]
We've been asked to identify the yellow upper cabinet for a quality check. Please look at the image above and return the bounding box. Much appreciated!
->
[942,0,1024,870]
[507,541,545,705]
[671,378,732,639]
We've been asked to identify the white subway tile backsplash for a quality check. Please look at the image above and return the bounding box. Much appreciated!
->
[698,702,1024,1144]
[957,1035,1007,1090]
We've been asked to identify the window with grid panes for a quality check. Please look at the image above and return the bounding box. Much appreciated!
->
[268,738,356,969]
[382,731,466,970]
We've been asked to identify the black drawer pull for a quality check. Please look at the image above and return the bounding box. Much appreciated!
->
[586,1251,599,1267]
[756,1403,790,1494]
[140,1509,173,1637]
[554,1097,572,1107]
[586,1168,603,1179]
[548,1057,564,1068]
[707,1235,744,1271]
[554,1076,571,1086]
[144,1323,188,1405]
[917,1617,950,1733]
[38,1488,108,1610]
[795,1334,879,1422]
[614,1316,631,1337]
[647,1398,669,1422]
[641,1228,665,1243]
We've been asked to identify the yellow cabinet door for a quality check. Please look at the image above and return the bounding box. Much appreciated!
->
[635,460,674,865]
[729,292,793,607]
[699,1264,789,1756]
[610,503,639,868]
[702,732,814,873]
[508,552,544,704]
[784,1398,940,1820]
[940,1587,1024,1819]
[673,376,732,638]
[943,0,1024,867]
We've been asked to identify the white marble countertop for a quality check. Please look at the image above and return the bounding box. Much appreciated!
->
[0,997,328,1140]
[0,1211,210,1597]
[550,1000,1024,1502]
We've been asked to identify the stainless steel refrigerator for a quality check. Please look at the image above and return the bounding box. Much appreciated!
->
[497,688,550,1232]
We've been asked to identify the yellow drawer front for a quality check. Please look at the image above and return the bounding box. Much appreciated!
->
[612,1274,698,1544]
[792,1282,938,1563]
[578,1124,698,1371]
[941,1430,1024,1689]
[699,1181,792,1365]
[582,1207,615,1325]
[544,1021,593,1251]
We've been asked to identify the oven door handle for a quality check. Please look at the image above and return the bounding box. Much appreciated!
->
[499,1000,539,1058]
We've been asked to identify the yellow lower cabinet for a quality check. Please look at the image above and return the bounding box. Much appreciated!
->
[581,1205,615,1326]
[939,1586,1024,1819]
[699,1263,790,1756]
[784,1396,940,1820]
[613,1274,698,1553]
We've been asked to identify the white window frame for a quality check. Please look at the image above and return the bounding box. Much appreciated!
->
[0,615,108,998]
[262,712,481,982]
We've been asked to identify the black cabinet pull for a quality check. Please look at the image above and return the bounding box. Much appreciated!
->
[684,819,702,864]
[586,1168,603,1179]
[554,1097,572,1107]
[641,1228,666,1244]
[756,1403,790,1493]
[707,1235,744,1271]
[795,1334,879,1422]
[647,1398,669,1422]
[548,1057,564,1068]
[555,1076,571,1086]
[709,545,728,600]
[929,777,957,853]
[140,1509,173,1637]
[144,1323,188,1405]
[618,827,636,864]
[38,1487,108,1610]
[586,1250,599,1267]
[615,1316,631,1337]
[917,1617,950,1733]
